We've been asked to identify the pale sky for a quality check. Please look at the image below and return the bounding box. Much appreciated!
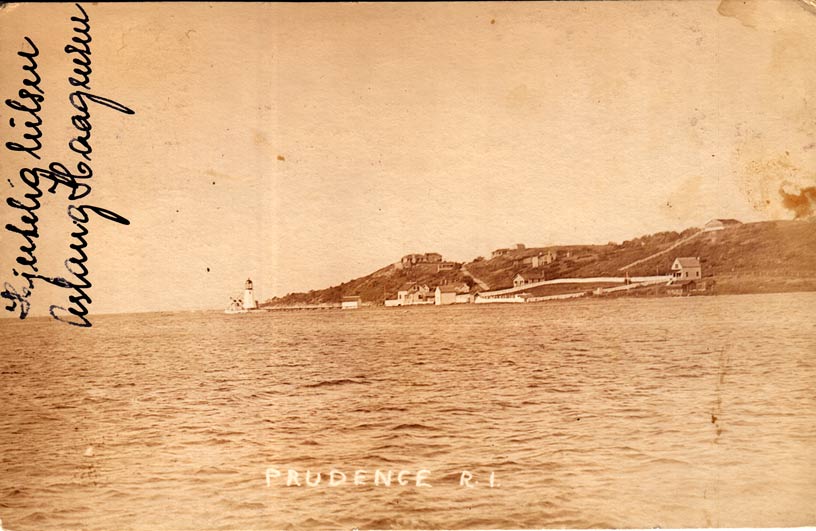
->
[0,1,814,315]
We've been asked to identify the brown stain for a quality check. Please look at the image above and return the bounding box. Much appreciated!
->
[779,184,816,218]
[277,154,286,162]
[738,153,812,216]
[490,18,495,25]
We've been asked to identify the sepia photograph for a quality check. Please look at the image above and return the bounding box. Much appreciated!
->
[1,1,815,529]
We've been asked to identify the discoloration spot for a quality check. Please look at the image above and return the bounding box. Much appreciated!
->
[661,174,713,223]
[737,153,814,217]
[204,168,240,182]
[506,84,540,115]
[711,347,730,442]
[795,0,816,15]
[717,0,759,28]
[277,154,286,161]
[780,183,816,218]
[254,130,268,146]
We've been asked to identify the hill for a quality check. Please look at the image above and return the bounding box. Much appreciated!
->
[263,261,471,307]
[261,220,816,307]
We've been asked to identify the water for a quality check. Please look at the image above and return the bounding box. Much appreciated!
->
[1,293,815,529]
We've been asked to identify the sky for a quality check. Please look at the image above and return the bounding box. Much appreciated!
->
[0,1,814,315]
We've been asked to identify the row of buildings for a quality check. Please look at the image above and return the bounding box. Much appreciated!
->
[342,255,707,309]
[394,252,459,272]
[337,218,739,309]
[383,282,473,307]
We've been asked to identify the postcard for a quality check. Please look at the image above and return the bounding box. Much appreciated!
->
[1,2,814,530]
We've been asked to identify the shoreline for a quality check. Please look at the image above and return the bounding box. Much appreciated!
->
[259,282,816,312]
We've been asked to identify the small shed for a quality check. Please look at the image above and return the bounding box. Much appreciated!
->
[341,296,362,310]
[434,285,458,305]
[667,280,696,296]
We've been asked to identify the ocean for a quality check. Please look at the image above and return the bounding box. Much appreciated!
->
[1,292,814,530]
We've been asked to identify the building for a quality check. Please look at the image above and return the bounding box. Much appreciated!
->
[242,278,257,310]
[399,253,443,268]
[392,283,432,306]
[529,249,561,268]
[667,280,696,296]
[491,248,510,258]
[671,257,702,281]
[455,293,473,304]
[341,296,362,310]
[703,219,741,232]
[396,283,413,305]
[437,262,456,272]
[513,271,545,287]
[434,285,458,305]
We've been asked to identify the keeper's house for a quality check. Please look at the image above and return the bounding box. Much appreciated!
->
[671,257,702,281]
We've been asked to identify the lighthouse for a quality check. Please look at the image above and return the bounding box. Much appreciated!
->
[242,278,257,310]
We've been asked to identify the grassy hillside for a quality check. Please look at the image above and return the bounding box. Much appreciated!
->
[262,220,816,306]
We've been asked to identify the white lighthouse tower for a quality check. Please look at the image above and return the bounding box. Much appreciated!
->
[242,278,257,310]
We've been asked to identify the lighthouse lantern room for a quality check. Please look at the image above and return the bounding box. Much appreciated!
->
[242,278,257,310]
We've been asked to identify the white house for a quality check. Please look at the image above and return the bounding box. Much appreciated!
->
[341,296,362,309]
[513,272,545,287]
[434,285,458,305]
[703,219,741,232]
[671,257,702,281]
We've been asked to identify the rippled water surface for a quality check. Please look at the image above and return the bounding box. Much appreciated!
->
[1,293,815,529]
